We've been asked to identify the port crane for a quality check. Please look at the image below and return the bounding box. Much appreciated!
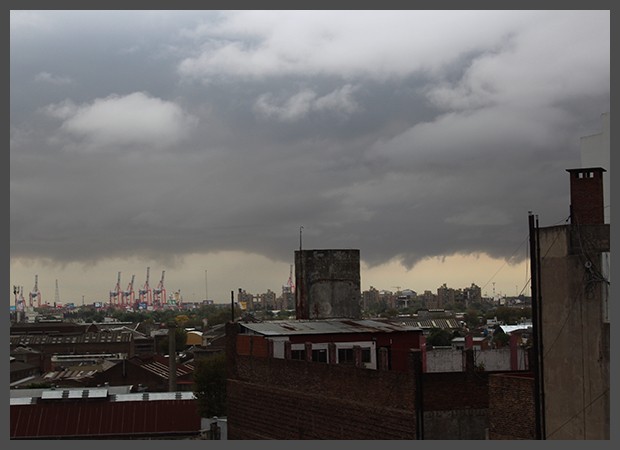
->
[109,272,122,306]
[138,267,152,307]
[152,270,166,308]
[30,275,41,308]
[122,274,135,307]
[13,285,26,311]
[287,264,295,293]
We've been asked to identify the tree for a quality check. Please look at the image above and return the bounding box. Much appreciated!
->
[193,353,227,418]
[492,328,510,348]
[426,328,453,347]
[157,326,188,354]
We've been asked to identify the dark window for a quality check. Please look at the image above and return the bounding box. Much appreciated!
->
[338,347,371,364]
[291,349,305,360]
[338,348,354,364]
[312,349,327,363]
[362,348,371,363]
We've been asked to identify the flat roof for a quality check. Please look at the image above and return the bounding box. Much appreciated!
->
[240,318,421,336]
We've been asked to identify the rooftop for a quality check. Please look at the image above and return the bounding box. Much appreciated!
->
[240,318,421,336]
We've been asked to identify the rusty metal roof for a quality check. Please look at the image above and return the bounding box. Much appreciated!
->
[240,318,421,336]
[10,388,201,439]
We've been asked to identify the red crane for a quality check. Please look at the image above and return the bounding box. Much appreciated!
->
[138,267,152,307]
[152,270,166,308]
[122,274,135,307]
[109,272,122,306]
[29,275,41,308]
[18,286,26,311]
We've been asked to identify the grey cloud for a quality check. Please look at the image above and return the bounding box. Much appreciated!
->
[10,10,610,275]
[34,72,73,85]
[254,84,360,122]
[44,92,198,151]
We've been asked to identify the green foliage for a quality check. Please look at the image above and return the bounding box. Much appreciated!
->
[193,353,227,418]
[487,306,532,325]
[157,327,188,354]
[492,329,510,347]
[426,328,453,347]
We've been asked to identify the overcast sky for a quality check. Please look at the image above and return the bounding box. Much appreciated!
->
[9,10,610,306]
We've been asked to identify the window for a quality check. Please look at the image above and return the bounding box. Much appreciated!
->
[361,348,371,363]
[312,349,327,363]
[338,348,354,364]
[338,347,372,365]
[291,349,305,361]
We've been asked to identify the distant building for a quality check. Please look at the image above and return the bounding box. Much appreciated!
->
[236,318,424,372]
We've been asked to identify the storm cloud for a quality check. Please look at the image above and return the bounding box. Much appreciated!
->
[10,10,610,299]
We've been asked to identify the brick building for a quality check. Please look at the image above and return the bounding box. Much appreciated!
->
[530,167,610,439]
[225,321,532,439]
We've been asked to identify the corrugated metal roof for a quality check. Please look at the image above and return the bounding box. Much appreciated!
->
[10,330,132,346]
[41,390,64,400]
[10,385,132,399]
[139,357,194,380]
[240,318,421,336]
[115,392,186,402]
[499,324,532,334]
[397,318,461,329]
[10,397,35,406]
[11,394,201,438]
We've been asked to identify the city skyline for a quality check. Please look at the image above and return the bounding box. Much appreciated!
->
[11,251,529,306]
[10,11,609,307]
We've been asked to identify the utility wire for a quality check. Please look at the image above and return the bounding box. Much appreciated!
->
[545,388,609,439]
[480,233,529,294]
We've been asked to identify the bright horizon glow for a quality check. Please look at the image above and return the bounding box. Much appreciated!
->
[10,251,529,308]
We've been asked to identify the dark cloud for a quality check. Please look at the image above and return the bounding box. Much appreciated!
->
[10,10,610,278]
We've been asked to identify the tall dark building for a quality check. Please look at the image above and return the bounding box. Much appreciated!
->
[295,249,361,319]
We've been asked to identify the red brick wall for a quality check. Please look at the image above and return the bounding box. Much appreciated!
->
[228,355,416,439]
[487,373,536,439]
[423,371,490,411]
[568,168,605,225]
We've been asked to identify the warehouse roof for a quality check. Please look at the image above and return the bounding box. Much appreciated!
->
[10,330,132,346]
[240,318,421,336]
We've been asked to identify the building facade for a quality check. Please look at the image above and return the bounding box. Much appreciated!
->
[535,167,610,439]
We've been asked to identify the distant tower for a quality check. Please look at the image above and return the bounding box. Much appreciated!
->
[30,274,41,308]
[152,270,166,308]
[54,279,60,306]
[139,267,152,306]
[287,264,295,293]
[295,249,361,320]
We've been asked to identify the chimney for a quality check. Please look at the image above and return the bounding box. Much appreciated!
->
[566,167,606,225]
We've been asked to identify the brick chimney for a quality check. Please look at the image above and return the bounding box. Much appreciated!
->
[566,167,606,225]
